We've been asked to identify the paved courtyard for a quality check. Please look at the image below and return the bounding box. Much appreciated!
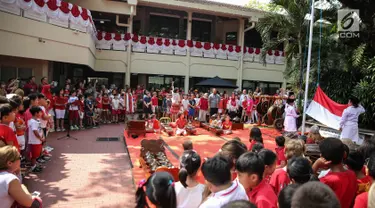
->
[24,124,135,208]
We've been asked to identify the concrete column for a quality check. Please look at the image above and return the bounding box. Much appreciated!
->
[125,8,134,87]
[178,15,184,39]
[237,19,245,89]
[185,11,193,94]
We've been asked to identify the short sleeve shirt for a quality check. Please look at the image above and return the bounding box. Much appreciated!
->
[28,118,43,144]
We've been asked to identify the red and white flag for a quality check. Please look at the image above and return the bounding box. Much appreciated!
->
[306,86,348,130]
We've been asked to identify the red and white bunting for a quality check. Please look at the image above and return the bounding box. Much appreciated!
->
[175,39,187,56]
[274,50,285,65]
[244,47,254,62]
[112,33,126,51]
[191,41,203,57]
[146,37,159,54]
[253,48,261,63]
[266,50,275,64]
[203,42,215,58]
[0,0,21,15]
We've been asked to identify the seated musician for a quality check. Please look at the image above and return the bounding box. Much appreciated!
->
[221,115,233,135]
[209,114,222,128]
[146,114,161,133]
[175,113,187,136]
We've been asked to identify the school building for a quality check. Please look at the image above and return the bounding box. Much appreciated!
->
[0,0,286,94]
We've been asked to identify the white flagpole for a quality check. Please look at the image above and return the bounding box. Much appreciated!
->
[301,0,315,135]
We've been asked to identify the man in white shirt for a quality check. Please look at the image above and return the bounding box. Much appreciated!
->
[199,156,248,208]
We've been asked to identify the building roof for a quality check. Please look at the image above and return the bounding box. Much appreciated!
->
[175,0,264,13]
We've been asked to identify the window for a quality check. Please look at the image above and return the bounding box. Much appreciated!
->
[147,75,184,90]
[242,80,282,95]
[242,80,256,92]
[226,32,237,45]
[149,15,180,38]
[0,66,32,82]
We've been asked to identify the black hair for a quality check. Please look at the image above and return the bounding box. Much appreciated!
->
[179,150,201,188]
[37,93,45,100]
[29,106,42,116]
[182,140,193,151]
[250,127,263,143]
[287,157,318,184]
[40,77,47,83]
[28,93,38,101]
[358,138,375,159]
[0,104,12,120]
[222,200,257,208]
[220,140,247,161]
[319,137,344,165]
[276,136,285,147]
[0,96,9,104]
[278,184,300,208]
[345,150,365,172]
[78,94,83,99]
[291,182,340,208]
[349,96,359,108]
[367,152,375,178]
[236,152,265,180]
[29,76,35,81]
[258,149,277,166]
[9,95,22,111]
[201,155,232,186]
[251,142,264,153]
[135,172,176,208]
[23,97,31,111]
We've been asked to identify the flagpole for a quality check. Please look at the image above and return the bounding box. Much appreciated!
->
[301,0,315,135]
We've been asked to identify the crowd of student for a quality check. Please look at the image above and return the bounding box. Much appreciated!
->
[135,127,375,208]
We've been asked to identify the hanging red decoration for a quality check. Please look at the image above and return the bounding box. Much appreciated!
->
[96,32,103,41]
[178,40,186,48]
[70,4,80,18]
[248,47,254,54]
[23,0,32,2]
[113,33,121,41]
[221,44,227,51]
[274,50,280,56]
[187,40,193,48]
[235,46,241,53]
[195,42,203,49]
[156,38,163,46]
[172,39,177,46]
[148,37,155,45]
[213,43,220,50]
[228,45,234,52]
[59,1,70,14]
[164,39,171,47]
[132,34,139,42]
[124,33,131,41]
[255,48,261,54]
[203,42,211,50]
[46,0,58,11]
[267,50,273,55]
[140,36,147,44]
[104,32,112,41]
[282,51,285,56]
[34,0,45,8]
[81,8,89,21]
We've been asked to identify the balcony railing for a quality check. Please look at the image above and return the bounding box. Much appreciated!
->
[96,32,286,65]
[0,0,96,36]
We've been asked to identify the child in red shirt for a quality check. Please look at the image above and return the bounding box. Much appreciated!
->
[258,149,277,183]
[175,113,187,136]
[236,152,277,208]
[151,92,159,115]
[0,104,20,152]
[221,115,232,135]
[313,138,358,208]
[344,151,371,194]
[146,114,160,133]
[248,127,263,151]
[275,136,287,168]
[353,153,375,208]
[102,93,110,123]
[54,89,67,131]
[198,94,208,122]
[270,139,304,195]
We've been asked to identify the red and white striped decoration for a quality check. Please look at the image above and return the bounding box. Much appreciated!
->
[0,0,96,33]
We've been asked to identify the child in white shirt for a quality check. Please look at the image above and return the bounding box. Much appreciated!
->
[199,155,248,208]
[111,96,120,123]
[68,92,79,130]
[28,106,45,173]
[175,150,205,208]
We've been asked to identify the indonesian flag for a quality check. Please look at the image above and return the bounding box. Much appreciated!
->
[306,86,348,130]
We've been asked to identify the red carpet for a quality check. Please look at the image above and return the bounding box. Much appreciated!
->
[124,126,283,186]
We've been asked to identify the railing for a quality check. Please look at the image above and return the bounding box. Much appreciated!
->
[96,32,286,65]
[0,0,96,36]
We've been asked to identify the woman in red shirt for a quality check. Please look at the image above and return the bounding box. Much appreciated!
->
[54,89,68,131]
[102,93,110,123]
[198,93,208,122]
